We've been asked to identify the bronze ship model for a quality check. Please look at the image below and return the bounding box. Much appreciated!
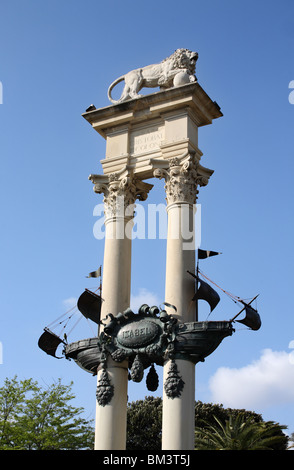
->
[38,249,261,404]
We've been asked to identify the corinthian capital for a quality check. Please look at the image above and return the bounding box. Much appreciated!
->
[150,153,213,206]
[89,166,153,219]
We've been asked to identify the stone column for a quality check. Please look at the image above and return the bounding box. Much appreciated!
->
[153,153,211,450]
[89,169,152,450]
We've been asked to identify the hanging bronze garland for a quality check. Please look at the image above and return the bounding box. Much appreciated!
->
[130,354,144,382]
[96,367,114,406]
[164,359,185,399]
[146,363,159,391]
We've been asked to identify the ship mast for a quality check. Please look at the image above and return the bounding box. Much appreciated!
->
[195,256,199,321]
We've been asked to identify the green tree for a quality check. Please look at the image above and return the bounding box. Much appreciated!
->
[126,396,162,450]
[194,401,288,450]
[194,414,288,450]
[126,397,289,450]
[0,376,94,450]
[195,400,262,426]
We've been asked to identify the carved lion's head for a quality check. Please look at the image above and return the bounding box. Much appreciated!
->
[172,48,198,74]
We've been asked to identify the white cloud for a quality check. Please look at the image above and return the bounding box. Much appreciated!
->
[62,297,77,310]
[130,288,162,311]
[209,349,294,410]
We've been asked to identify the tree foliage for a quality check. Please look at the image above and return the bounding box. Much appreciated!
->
[195,400,262,425]
[194,414,288,450]
[0,378,289,451]
[0,376,94,450]
[126,396,162,450]
[126,397,289,450]
[194,401,288,450]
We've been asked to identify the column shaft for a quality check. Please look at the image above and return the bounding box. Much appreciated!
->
[92,171,153,450]
[162,203,196,450]
[94,217,131,450]
[152,155,204,450]
[162,360,195,449]
[164,203,196,323]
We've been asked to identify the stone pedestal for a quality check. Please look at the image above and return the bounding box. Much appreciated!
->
[83,82,222,181]
[83,82,222,450]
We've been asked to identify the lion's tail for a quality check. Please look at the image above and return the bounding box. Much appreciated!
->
[107,75,125,104]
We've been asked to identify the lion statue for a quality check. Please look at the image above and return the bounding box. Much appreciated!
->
[107,48,198,104]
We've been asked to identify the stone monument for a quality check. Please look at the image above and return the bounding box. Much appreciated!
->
[38,48,261,451]
[82,48,223,450]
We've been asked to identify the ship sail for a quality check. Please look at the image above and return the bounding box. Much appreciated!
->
[38,328,66,358]
[188,271,220,313]
[235,303,261,330]
[193,277,220,312]
[38,266,102,359]
[77,288,102,325]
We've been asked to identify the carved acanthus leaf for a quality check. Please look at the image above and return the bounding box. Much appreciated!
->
[89,169,153,219]
[151,154,210,205]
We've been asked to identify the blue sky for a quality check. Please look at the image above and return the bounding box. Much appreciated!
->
[1,0,294,438]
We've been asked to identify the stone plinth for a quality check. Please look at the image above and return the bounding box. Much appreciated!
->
[83,82,222,180]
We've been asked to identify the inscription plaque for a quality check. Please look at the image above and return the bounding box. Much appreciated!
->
[117,319,159,348]
[130,125,164,155]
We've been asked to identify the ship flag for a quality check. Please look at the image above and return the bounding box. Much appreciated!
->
[86,267,101,278]
[198,249,222,259]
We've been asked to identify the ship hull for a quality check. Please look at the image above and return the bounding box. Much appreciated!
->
[64,320,233,374]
